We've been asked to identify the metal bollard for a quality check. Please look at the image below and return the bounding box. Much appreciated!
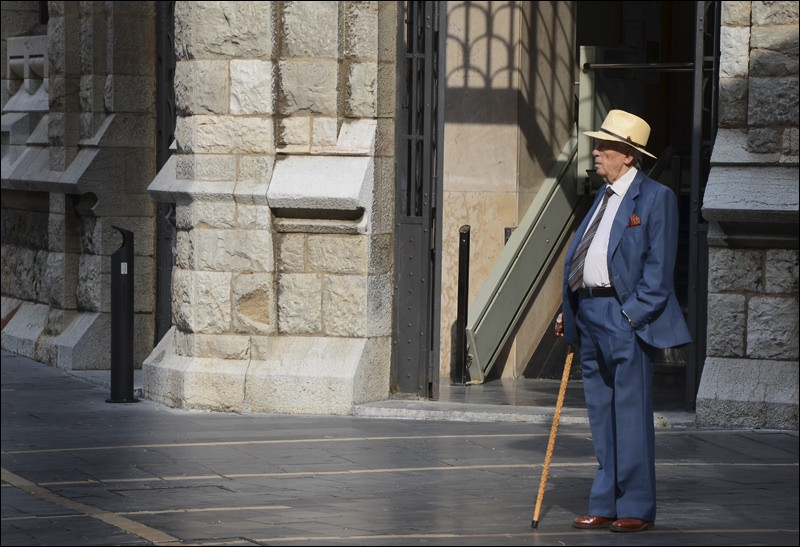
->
[454,225,470,385]
[107,226,138,403]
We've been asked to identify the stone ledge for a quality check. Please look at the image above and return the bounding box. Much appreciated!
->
[703,165,799,221]
[703,163,799,248]
[267,154,374,233]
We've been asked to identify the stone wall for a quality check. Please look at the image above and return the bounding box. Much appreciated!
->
[698,1,799,429]
[2,2,157,371]
[143,1,395,415]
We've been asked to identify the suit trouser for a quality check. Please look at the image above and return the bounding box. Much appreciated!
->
[576,294,656,522]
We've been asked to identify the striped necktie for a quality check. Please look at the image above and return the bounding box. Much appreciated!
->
[568,187,613,292]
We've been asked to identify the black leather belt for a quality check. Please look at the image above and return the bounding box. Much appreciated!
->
[577,286,616,299]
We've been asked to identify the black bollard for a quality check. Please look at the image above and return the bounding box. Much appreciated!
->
[107,226,138,403]
[454,225,470,384]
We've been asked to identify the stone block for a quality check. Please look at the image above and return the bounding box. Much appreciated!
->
[0,301,48,359]
[95,113,156,149]
[2,246,41,301]
[719,26,750,78]
[108,16,155,76]
[368,233,392,274]
[752,1,799,26]
[181,357,248,412]
[277,233,306,272]
[366,272,392,337]
[783,127,799,159]
[278,273,322,333]
[134,255,156,314]
[143,334,247,412]
[765,249,800,293]
[722,2,753,26]
[1,297,24,331]
[176,154,237,181]
[172,269,232,334]
[176,115,274,154]
[277,60,338,115]
[749,78,800,126]
[747,127,781,154]
[142,330,190,408]
[77,253,109,313]
[311,117,338,148]
[175,2,272,61]
[244,336,366,415]
[696,357,799,429]
[230,59,274,115]
[54,311,110,370]
[706,293,746,357]
[182,200,236,230]
[308,234,367,274]
[323,274,367,336]
[237,204,272,230]
[347,62,377,118]
[282,1,338,58]
[174,331,251,359]
[278,116,311,150]
[186,229,274,272]
[747,296,799,359]
[344,2,379,60]
[708,248,762,292]
[175,60,230,115]
[105,75,156,113]
[45,250,79,308]
[142,332,390,415]
[232,272,276,335]
[237,156,274,183]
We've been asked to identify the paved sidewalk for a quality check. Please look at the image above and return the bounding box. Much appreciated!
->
[2,350,798,546]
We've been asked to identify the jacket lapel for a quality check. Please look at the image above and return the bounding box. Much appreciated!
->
[608,171,642,258]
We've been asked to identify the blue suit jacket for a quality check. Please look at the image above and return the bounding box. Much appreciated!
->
[561,170,692,349]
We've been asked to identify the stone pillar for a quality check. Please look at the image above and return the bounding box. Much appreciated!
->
[698,1,799,429]
[144,1,395,415]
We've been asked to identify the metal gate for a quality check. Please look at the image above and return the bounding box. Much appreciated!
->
[392,1,446,399]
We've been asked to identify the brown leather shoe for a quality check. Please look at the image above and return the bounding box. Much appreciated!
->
[572,515,615,529]
[610,517,653,532]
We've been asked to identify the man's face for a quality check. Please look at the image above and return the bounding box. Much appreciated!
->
[592,139,634,183]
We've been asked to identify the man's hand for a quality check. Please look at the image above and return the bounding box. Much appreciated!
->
[554,312,564,337]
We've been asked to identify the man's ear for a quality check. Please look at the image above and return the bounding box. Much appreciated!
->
[625,147,639,166]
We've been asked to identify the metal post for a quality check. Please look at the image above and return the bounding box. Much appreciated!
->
[454,225,470,384]
[107,226,138,403]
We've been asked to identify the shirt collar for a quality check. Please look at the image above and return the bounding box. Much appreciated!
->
[607,167,638,197]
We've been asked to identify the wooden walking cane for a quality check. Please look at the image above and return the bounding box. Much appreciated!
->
[531,345,574,529]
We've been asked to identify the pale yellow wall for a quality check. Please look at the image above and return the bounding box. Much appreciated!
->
[440,1,576,381]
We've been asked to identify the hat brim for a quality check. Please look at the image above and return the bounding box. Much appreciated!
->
[584,130,657,158]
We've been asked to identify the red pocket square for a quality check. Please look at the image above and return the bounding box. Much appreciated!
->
[627,213,641,227]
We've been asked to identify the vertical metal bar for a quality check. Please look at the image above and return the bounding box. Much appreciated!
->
[686,0,714,411]
[428,0,446,399]
[455,225,470,385]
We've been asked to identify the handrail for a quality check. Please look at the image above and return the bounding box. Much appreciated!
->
[583,62,694,72]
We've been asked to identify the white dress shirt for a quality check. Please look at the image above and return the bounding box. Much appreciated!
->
[580,167,637,288]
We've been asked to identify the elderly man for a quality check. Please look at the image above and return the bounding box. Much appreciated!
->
[556,110,691,533]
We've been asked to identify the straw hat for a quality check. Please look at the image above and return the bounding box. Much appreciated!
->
[584,109,656,158]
